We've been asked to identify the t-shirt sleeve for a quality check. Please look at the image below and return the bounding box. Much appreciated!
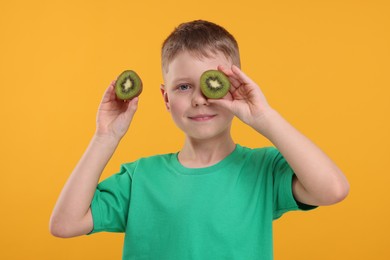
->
[270,149,317,220]
[88,163,133,234]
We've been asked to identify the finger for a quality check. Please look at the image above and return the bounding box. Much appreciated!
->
[228,77,242,89]
[218,65,242,89]
[127,97,139,113]
[121,97,139,122]
[231,65,254,85]
[208,98,233,112]
[102,80,119,101]
[217,65,234,77]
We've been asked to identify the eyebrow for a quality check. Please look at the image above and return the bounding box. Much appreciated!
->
[171,77,194,85]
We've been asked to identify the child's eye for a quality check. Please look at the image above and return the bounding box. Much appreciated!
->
[177,84,191,91]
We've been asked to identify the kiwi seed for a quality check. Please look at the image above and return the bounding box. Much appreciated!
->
[115,70,143,100]
[200,70,230,99]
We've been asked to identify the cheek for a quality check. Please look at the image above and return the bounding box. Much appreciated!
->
[168,97,186,116]
[168,98,189,130]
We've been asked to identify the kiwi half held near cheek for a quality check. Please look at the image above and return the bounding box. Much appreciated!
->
[115,70,143,100]
[200,70,231,99]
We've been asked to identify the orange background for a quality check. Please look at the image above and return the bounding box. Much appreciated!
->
[1,0,389,259]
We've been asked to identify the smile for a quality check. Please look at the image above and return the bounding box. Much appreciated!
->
[188,114,216,121]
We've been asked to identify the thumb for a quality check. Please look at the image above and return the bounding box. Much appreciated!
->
[208,98,233,113]
[124,97,139,119]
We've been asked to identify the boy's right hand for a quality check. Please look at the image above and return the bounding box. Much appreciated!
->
[50,80,138,238]
[95,80,139,141]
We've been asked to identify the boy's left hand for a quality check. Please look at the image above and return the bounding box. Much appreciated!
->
[208,65,273,129]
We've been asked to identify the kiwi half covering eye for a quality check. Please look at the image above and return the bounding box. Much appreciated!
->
[200,70,230,99]
[115,70,143,100]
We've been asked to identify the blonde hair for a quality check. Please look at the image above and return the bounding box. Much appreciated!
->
[161,20,241,73]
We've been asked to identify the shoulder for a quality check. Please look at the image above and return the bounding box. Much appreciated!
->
[120,152,176,177]
[232,145,284,174]
[237,144,280,161]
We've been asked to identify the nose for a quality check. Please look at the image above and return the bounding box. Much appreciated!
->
[191,87,209,107]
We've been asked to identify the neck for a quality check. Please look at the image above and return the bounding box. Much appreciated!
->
[178,133,235,168]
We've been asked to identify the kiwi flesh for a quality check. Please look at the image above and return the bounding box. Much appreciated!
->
[200,70,230,99]
[115,70,143,100]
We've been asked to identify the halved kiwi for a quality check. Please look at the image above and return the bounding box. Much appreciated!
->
[200,70,230,99]
[115,70,143,100]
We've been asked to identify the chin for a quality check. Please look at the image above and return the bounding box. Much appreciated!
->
[186,128,230,141]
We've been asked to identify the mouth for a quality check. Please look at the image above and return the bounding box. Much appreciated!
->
[188,114,216,122]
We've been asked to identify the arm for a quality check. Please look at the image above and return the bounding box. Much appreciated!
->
[210,65,349,206]
[49,82,139,238]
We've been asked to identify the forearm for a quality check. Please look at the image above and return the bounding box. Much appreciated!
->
[254,109,349,205]
[50,134,120,234]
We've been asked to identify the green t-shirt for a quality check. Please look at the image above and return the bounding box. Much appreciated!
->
[89,144,315,259]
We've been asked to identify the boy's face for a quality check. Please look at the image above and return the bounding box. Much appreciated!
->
[161,51,234,140]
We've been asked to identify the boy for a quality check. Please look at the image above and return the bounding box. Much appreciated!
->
[50,20,349,259]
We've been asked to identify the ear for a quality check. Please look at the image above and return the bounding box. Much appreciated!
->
[160,84,170,110]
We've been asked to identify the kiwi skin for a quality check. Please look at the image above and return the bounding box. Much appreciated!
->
[200,70,231,99]
[115,70,143,100]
